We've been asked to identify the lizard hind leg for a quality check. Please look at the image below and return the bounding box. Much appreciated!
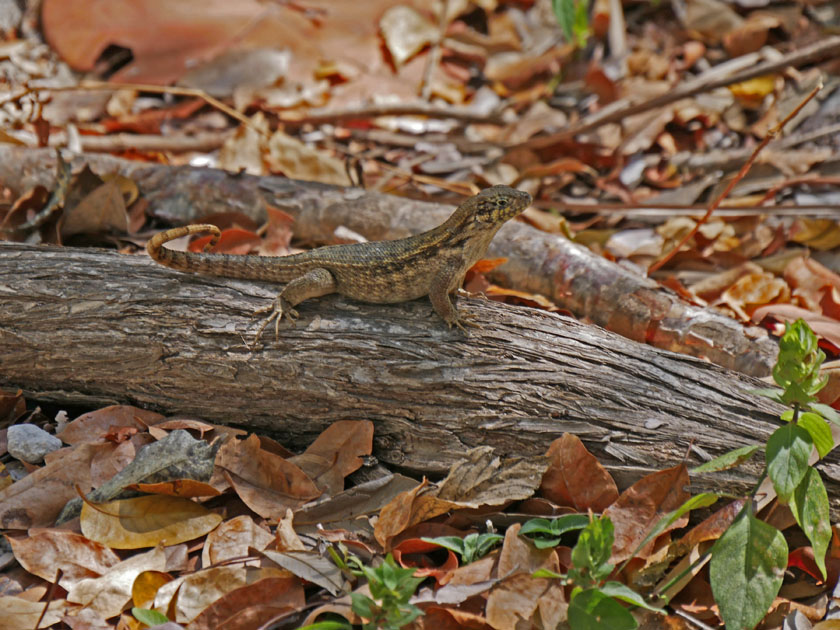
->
[252,267,337,347]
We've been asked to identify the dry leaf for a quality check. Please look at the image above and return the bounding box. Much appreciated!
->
[201,515,274,568]
[540,433,619,512]
[379,5,437,67]
[66,545,167,620]
[80,494,223,549]
[604,464,691,564]
[8,528,120,592]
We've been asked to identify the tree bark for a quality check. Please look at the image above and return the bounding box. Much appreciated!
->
[0,146,779,377]
[2,242,838,515]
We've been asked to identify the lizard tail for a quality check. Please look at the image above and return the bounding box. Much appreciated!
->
[146,224,306,282]
[146,224,223,273]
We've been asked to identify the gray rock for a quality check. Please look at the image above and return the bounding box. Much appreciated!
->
[7,424,62,464]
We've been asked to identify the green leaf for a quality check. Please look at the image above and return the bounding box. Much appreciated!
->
[420,536,465,556]
[571,515,614,583]
[533,567,565,579]
[709,507,787,630]
[132,607,169,626]
[520,513,590,548]
[598,581,664,613]
[773,319,827,405]
[810,402,840,426]
[568,588,638,630]
[572,0,590,46]
[351,593,377,620]
[790,467,831,580]
[798,412,834,459]
[750,387,784,403]
[552,0,576,42]
[766,423,812,503]
[691,445,761,473]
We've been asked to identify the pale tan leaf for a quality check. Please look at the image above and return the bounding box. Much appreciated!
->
[8,528,120,591]
[0,596,73,629]
[80,495,222,549]
[201,514,274,568]
[66,545,166,620]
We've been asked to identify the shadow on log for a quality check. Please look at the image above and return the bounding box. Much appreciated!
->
[2,242,837,515]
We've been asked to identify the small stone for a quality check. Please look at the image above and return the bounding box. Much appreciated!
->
[7,424,62,464]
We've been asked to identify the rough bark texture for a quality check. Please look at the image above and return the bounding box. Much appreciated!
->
[1,243,838,516]
[0,146,779,376]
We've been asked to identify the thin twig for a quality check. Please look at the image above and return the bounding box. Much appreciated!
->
[515,35,840,150]
[648,81,823,273]
[33,568,62,630]
[5,81,264,136]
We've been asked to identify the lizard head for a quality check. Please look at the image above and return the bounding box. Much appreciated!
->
[462,185,532,226]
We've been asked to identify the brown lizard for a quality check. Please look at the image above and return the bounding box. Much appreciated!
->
[146,185,531,344]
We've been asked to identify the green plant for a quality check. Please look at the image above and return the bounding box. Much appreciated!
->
[346,553,424,630]
[519,513,589,549]
[552,0,590,48]
[698,319,834,629]
[530,514,665,629]
[304,550,425,630]
[421,532,504,563]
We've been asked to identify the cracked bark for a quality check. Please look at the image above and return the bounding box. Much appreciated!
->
[1,242,837,517]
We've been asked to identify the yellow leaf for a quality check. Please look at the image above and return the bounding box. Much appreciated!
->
[81,494,222,549]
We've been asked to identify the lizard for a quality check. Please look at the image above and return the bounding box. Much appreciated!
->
[146,184,532,345]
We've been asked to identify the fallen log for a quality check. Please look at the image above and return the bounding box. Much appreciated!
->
[0,146,779,376]
[2,242,837,515]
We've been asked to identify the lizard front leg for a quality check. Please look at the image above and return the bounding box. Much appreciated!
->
[253,267,337,346]
[428,259,478,333]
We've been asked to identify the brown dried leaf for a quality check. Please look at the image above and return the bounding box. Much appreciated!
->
[60,180,129,238]
[486,573,553,630]
[0,596,72,629]
[435,446,548,507]
[540,433,619,512]
[58,405,165,445]
[186,576,305,630]
[216,434,321,519]
[603,464,691,564]
[131,570,173,609]
[375,479,458,549]
[498,523,559,577]
[0,442,111,529]
[719,271,790,321]
[266,129,352,187]
[0,389,26,425]
[752,304,840,349]
[289,420,373,495]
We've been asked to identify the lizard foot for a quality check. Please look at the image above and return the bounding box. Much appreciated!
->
[251,297,299,348]
[449,310,482,335]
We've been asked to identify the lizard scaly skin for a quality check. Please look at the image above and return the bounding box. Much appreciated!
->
[146,185,531,344]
